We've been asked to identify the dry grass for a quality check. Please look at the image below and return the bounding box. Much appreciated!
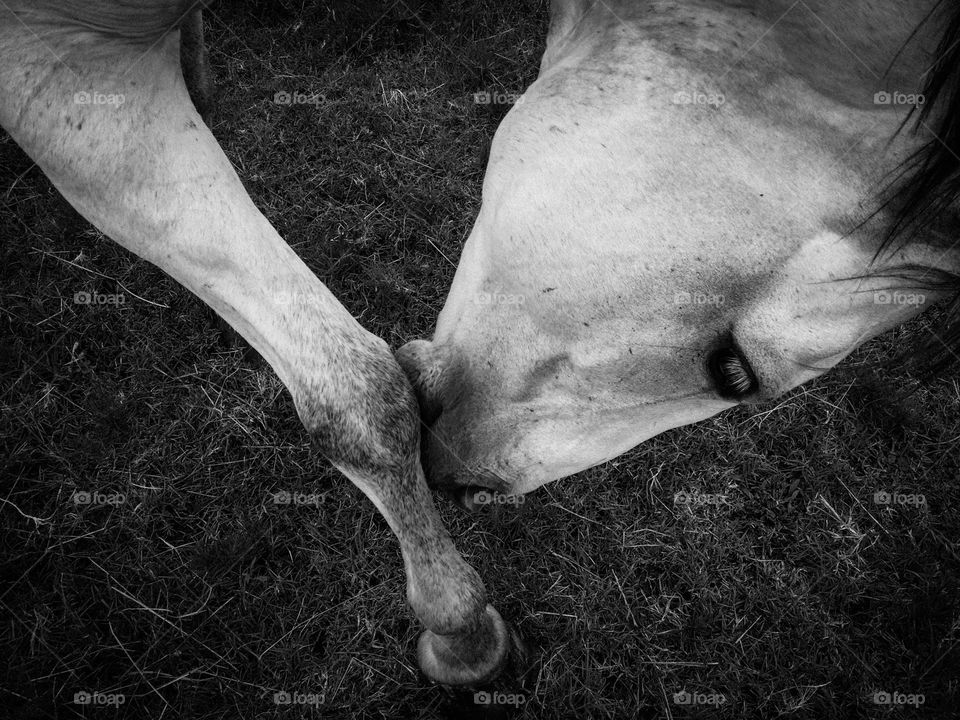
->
[2,1,959,718]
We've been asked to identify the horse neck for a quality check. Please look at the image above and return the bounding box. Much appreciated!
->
[545,0,942,104]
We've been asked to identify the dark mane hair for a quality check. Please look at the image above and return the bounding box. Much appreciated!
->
[874,0,960,375]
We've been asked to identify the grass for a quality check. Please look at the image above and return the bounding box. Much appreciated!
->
[2,1,959,718]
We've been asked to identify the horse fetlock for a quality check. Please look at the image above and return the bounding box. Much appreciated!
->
[407,558,511,685]
[406,559,488,637]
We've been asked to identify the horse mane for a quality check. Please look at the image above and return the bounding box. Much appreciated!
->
[875,0,960,375]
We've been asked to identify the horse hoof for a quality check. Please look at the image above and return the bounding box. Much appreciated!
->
[417,604,511,686]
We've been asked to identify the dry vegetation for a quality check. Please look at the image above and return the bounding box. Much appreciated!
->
[1,1,959,718]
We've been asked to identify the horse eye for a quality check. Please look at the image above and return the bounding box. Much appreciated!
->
[708,347,758,399]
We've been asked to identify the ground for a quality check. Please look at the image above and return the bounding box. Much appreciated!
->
[1,1,959,718]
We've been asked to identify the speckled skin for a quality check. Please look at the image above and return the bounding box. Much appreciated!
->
[0,0,508,686]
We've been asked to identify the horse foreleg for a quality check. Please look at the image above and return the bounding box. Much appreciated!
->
[0,7,509,685]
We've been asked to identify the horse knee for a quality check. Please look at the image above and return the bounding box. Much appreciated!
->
[298,336,422,475]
